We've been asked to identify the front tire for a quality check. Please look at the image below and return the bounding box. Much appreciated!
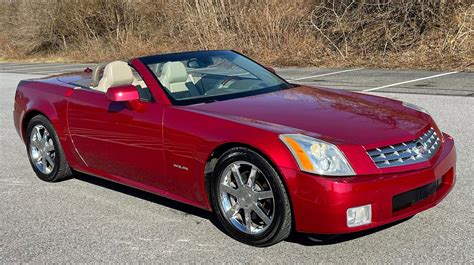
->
[26,115,72,182]
[210,147,292,247]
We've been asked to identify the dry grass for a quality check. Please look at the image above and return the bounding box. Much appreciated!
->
[0,0,472,70]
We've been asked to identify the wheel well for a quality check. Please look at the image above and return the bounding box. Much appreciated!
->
[204,143,249,182]
[203,143,292,210]
[21,110,45,140]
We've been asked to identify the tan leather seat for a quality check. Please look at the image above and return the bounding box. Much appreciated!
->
[132,76,147,89]
[95,61,134,92]
[159,62,200,96]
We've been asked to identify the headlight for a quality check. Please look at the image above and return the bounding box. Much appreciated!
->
[402,102,430,115]
[279,134,355,176]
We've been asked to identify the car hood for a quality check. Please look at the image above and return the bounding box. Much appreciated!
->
[187,86,432,148]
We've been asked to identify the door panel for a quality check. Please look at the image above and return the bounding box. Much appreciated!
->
[67,88,165,188]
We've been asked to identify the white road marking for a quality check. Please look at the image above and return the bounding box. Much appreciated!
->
[0,63,67,68]
[29,69,87,75]
[0,64,91,72]
[363,71,460,92]
[3,62,90,66]
[0,63,85,69]
[288,68,364,81]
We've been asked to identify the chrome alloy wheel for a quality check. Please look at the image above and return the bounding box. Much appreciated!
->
[218,161,275,235]
[29,124,55,174]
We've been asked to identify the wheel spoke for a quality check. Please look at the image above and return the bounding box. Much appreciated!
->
[45,144,54,152]
[221,184,238,197]
[254,190,273,200]
[45,155,54,167]
[225,203,240,219]
[244,208,252,232]
[231,164,245,188]
[30,139,41,149]
[42,131,49,145]
[33,127,40,139]
[41,156,47,167]
[247,167,257,189]
[252,204,272,225]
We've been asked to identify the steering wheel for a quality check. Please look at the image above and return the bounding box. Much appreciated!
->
[204,76,241,96]
[220,76,240,87]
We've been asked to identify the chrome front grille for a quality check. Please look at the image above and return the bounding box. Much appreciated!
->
[367,128,441,168]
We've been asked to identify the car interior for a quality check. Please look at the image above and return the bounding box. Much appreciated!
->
[149,58,271,100]
[85,60,210,100]
[88,60,208,101]
[88,61,152,101]
[66,54,276,103]
[157,61,203,99]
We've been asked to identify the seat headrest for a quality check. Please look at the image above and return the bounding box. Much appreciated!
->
[103,61,134,87]
[160,62,188,84]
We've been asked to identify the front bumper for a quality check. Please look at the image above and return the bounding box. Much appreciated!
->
[282,133,456,234]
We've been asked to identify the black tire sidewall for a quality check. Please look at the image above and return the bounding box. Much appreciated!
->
[26,115,62,182]
[210,147,290,246]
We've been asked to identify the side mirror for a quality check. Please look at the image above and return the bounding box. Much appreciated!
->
[265,66,276,74]
[106,85,139,102]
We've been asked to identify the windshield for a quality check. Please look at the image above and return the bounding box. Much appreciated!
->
[139,50,290,105]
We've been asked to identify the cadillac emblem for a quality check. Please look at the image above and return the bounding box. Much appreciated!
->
[413,141,428,155]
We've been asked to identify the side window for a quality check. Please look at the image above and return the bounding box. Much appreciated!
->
[131,68,153,102]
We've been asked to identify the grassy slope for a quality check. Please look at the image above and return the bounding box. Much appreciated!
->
[0,1,472,70]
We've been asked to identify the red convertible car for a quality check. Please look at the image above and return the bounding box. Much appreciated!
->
[13,50,456,246]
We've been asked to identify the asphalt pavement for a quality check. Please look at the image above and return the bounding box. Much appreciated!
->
[0,63,473,263]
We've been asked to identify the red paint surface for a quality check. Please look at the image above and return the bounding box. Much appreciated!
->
[105,85,139,102]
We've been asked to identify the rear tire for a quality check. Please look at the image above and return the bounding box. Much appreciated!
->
[26,115,72,182]
[210,147,292,247]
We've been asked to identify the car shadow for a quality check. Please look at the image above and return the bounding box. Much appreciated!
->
[72,171,228,235]
[73,171,413,246]
[286,216,413,246]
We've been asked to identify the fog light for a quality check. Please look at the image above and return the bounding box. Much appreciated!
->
[347,204,372,227]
